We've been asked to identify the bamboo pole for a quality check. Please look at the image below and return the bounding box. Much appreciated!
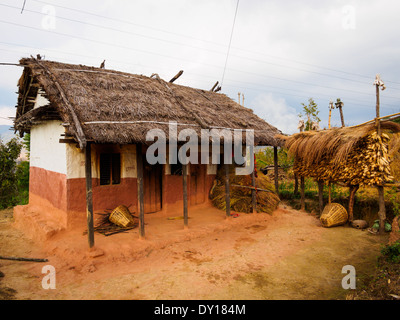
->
[136,144,145,239]
[85,142,94,248]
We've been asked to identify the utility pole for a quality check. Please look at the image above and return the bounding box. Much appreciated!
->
[335,98,345,127]
[374,74,386,234]
[328,100,334,129]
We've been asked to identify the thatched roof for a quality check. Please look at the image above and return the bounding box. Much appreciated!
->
[14,57,282,149]
[279,121,400,186]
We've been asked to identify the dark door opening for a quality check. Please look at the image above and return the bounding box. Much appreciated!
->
[143,155,162,214]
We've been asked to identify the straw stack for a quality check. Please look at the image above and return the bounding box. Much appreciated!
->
[282,122,400,186]
[209,166,280,214]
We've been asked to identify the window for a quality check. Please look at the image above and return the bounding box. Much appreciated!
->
[100,153,121,185]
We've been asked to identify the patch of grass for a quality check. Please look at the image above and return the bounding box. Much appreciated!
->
[381,242,400,263]
[278,176,398,222]
[349,243,400,300]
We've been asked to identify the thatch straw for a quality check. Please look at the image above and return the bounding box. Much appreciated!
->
[209,165,280,214]
[15,57,283,147]
[278,121,400,186]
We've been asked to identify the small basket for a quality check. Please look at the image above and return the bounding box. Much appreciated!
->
[320,203,348,228]
[109,205,135,227]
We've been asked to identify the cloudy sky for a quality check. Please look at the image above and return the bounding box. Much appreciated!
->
[0,0,399,134]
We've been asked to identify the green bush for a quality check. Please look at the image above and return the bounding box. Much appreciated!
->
[381,242,400,263]
[0,138,23,209]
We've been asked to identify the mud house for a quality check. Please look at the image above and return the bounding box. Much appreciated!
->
[13,57,282,245]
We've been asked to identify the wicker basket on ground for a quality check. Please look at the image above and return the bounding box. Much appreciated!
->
[109,205,135,227]
[320,203,348,228]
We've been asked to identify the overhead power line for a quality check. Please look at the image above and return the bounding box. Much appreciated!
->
[28,0,400,86]
[1,18,399,101]
[3,2,400,92]
[5,2,395,89]
[221,0,239,88]
[0,3,227,57]
[1,36,400,106]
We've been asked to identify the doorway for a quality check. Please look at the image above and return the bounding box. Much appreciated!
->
[143,155,163,213]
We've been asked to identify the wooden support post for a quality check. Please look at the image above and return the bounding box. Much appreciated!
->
[377,186,386,234]
[183,164,188,228]
[300,176,305,211]
[348,185,359,222]
[251,170,257,213]
[136,144,145,239]
[225,163,231,218]
[294,173,299,195]
[274,147,279,194]
[328,182,332,204]
[85,142,94,248]
[318,180,324,215]
[250,146,257,213]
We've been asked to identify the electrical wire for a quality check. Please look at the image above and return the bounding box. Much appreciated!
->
[2,19,398,103]
[2,2,400,90]
[221,0,239,88]
[27,0,400,86]
[1,40,399,110]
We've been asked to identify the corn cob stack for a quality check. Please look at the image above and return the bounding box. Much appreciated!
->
[293,131,393,186]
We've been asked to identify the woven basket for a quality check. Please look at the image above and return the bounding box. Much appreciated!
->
[320,203,348,228]
[109,205,135,227]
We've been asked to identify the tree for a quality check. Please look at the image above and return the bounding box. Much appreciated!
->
[16,133,30,205]
[0,137,23,209]
[299,98,321,131]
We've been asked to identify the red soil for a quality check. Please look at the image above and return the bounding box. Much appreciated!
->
[0,204,388,300]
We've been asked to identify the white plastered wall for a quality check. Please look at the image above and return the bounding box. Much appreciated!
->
[30,90,67,174]
[30,120,67,174]
[66,144,138,179]
[33,89,49,109]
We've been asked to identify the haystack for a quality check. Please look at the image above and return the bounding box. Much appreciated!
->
[209,165,280,214]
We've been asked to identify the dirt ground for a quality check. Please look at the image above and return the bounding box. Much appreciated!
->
[0,203,388,300]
